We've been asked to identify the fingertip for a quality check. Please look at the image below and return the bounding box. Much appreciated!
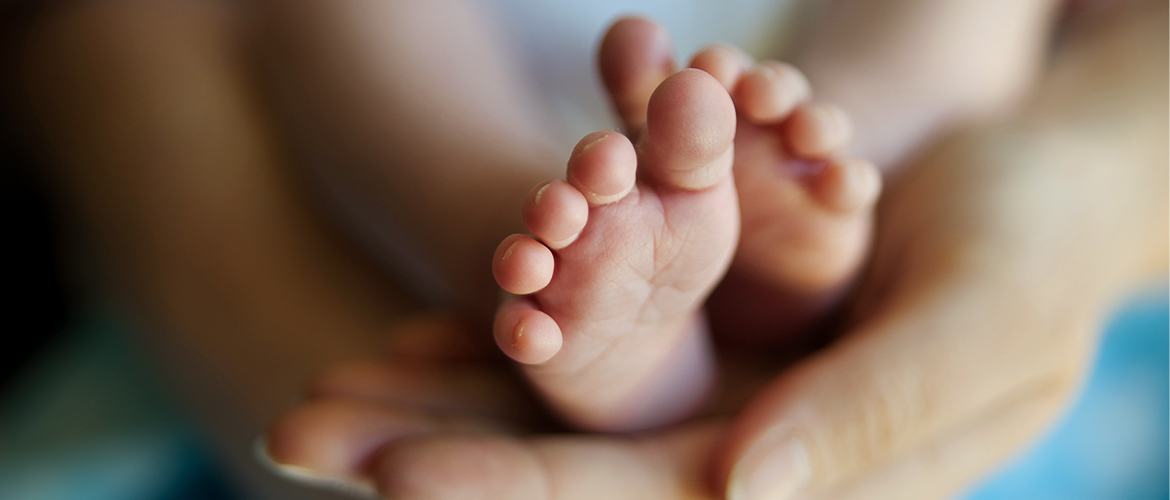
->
[493,234,554,295]
[265,400,431,481]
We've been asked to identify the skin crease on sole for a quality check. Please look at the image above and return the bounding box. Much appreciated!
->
[493,69,739,432]
[489,19,884,430]
[601,17,882,346]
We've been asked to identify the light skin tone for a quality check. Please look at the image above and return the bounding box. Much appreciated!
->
[11,1,409,496]
[11,0,1165,500]
[490,20,881,431]
[266,2,1167,500]
[480,0,1066,435]
[260,4,885,432]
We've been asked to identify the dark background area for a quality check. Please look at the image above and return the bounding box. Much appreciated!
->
[0,108,73,397]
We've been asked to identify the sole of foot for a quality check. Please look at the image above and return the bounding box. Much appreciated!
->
[492,69,739,432]
[600,17,881,346]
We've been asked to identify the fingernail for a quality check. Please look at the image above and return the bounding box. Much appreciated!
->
[254,436,379,498]
[728,433,812,500]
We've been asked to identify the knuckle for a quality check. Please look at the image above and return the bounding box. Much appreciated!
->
[832,365,935,472]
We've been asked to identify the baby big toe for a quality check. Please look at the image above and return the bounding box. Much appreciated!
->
[641,69,736,191]
[599,16,676,135]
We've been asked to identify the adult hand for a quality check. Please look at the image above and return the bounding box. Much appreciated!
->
[715,3,1168,498]
[264,3,1166,500]
[265,313,729,499]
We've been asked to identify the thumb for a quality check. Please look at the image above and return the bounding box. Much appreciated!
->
[713,293,1091,500]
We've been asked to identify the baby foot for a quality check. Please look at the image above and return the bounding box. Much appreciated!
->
[693,46,882,343]
[491,69,738,432]
[601,17,882,345]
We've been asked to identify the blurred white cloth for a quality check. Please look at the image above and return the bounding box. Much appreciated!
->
[483,0,802,150]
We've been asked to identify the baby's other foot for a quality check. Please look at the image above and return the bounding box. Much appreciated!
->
[690,45,882,343]
[492,69,739,432]
[599,16,881,345]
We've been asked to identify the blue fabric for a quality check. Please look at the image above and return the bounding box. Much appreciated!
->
[1,289,1166,500]
[964,288,1169,500]
[0,309,237,500]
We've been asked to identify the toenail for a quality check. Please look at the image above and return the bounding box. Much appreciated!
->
[810,107,837,137]
[749,64,779,84]
[818,106,848,136]
[533,182,552,205]
[512,321,524,347]
[501,239,518,262]
[581,133,609,153]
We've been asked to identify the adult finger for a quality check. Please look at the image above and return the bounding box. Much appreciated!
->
[374,422,725,500]
[384,313,500,362]
[810,378,1068,500]
[308,359,543,425]
[267,394,726,500]
[714,280,1095,500]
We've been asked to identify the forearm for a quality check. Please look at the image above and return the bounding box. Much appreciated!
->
[792,0,1063,170]
[873,0,1167,327]
[17,0,409,423]
[258,0,563,313]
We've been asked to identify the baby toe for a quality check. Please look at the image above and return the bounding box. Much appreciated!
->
[492,234,554,295]
[812,156,882,214]
[493,298,562,365]
[735,61,811,124]
[599,16,676,136]
[785,102,853,159]
[689,43,752,91]
[566,131,637,206]
[522,180,589,248]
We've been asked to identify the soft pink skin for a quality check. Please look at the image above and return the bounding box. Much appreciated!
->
[600,18,882,346]
[492,69,739,432]
[262,4,1166,500]
[491,17,884,431]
